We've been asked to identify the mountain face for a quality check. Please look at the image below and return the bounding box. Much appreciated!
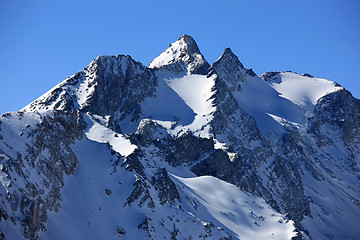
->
[0,34,359,240]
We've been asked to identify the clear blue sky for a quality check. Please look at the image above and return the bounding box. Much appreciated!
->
[1,0,359,114]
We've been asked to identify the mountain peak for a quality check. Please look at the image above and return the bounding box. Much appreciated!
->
[216,48,245,70]
[209,48,247,87]
[223,47,234,54]
[149,34,210,74]
[177,34,199,53]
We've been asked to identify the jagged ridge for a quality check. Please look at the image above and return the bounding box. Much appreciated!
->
[0,34,359,240]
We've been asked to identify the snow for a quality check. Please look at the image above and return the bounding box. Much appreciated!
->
[148,35,206,74]
[41,136,295,240]
[142,71,216,138]
[84,115,137,157]
[172,175,296,240]
[167,74,216,137]
[214,139,228,150]
[0,220,26,240]
[166,74,216,117]
[0,111,41,159]
[230,72,342,137]
[231,74,305,137]
[149,39,184,69]
[301,170,360,240]
[141,73,195,126]
[269,72,343,106]
[41,138,147,240]
[267,113,300,129]
[77,75,95,108]
[0,167,10,193]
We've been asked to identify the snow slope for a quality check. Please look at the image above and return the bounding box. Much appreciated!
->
[40,138,147,240]
[40,137,295,240]
[34,132,296,240]
[84,114,137,157]
[141,73,196,126]
[142,71,216,138]
[228,71,343,138]
[231,74,305,137]
[173,175,296,240]
[269,72,343,106]
[166,74,216,138]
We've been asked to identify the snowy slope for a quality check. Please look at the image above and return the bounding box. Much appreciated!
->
[142,69,217,138]
[267,72,343,106]
[84,114,137,157]
[227,71,343,138]
[0,110,296,240]
[165,73,216,138]
[173,175,295,240]
[40,139,145,240]
[39,137,295,240]
[232,74,305,137]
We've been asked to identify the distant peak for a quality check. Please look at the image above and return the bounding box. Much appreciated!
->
[149,34,209,74]
[179,34,192,38]
[177,34,198,50]
[223,47,234,54]
[179,34,195,42]
[209,48,252,86]
[174,34,201,55]
[213,48,245,70]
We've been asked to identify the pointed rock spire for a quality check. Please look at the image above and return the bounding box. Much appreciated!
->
[213,48,245,71]
[210,48,250,86]
[223,48,245,67]
[149,34,210,74]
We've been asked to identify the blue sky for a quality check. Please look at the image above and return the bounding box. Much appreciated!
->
[1,0,359,114]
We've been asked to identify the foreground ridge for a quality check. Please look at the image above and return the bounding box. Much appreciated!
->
[0,35,359,240]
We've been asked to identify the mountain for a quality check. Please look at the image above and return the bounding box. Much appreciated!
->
[0,34,359,240]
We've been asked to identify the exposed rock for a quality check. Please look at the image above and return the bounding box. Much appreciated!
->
[151,168,180,205]
[125,178,154,208]
[117,227,126,235]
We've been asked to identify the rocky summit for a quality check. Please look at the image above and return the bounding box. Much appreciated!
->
[0,34,359,240]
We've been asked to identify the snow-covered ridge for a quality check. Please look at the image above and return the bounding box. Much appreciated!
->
[21,55,139,113]
[263,71,343,106]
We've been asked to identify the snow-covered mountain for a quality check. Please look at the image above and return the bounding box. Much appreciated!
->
[1,34,359,240]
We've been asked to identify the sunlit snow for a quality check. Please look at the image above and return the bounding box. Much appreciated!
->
[85,115,137,157]
[172,175,296,240]
[270,72,343,106]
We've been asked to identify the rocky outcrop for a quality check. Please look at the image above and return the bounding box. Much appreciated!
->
[151,168,179,205]
[0,110,85,239]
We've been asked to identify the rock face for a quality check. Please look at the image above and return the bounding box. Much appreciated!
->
[1,35,359,240]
